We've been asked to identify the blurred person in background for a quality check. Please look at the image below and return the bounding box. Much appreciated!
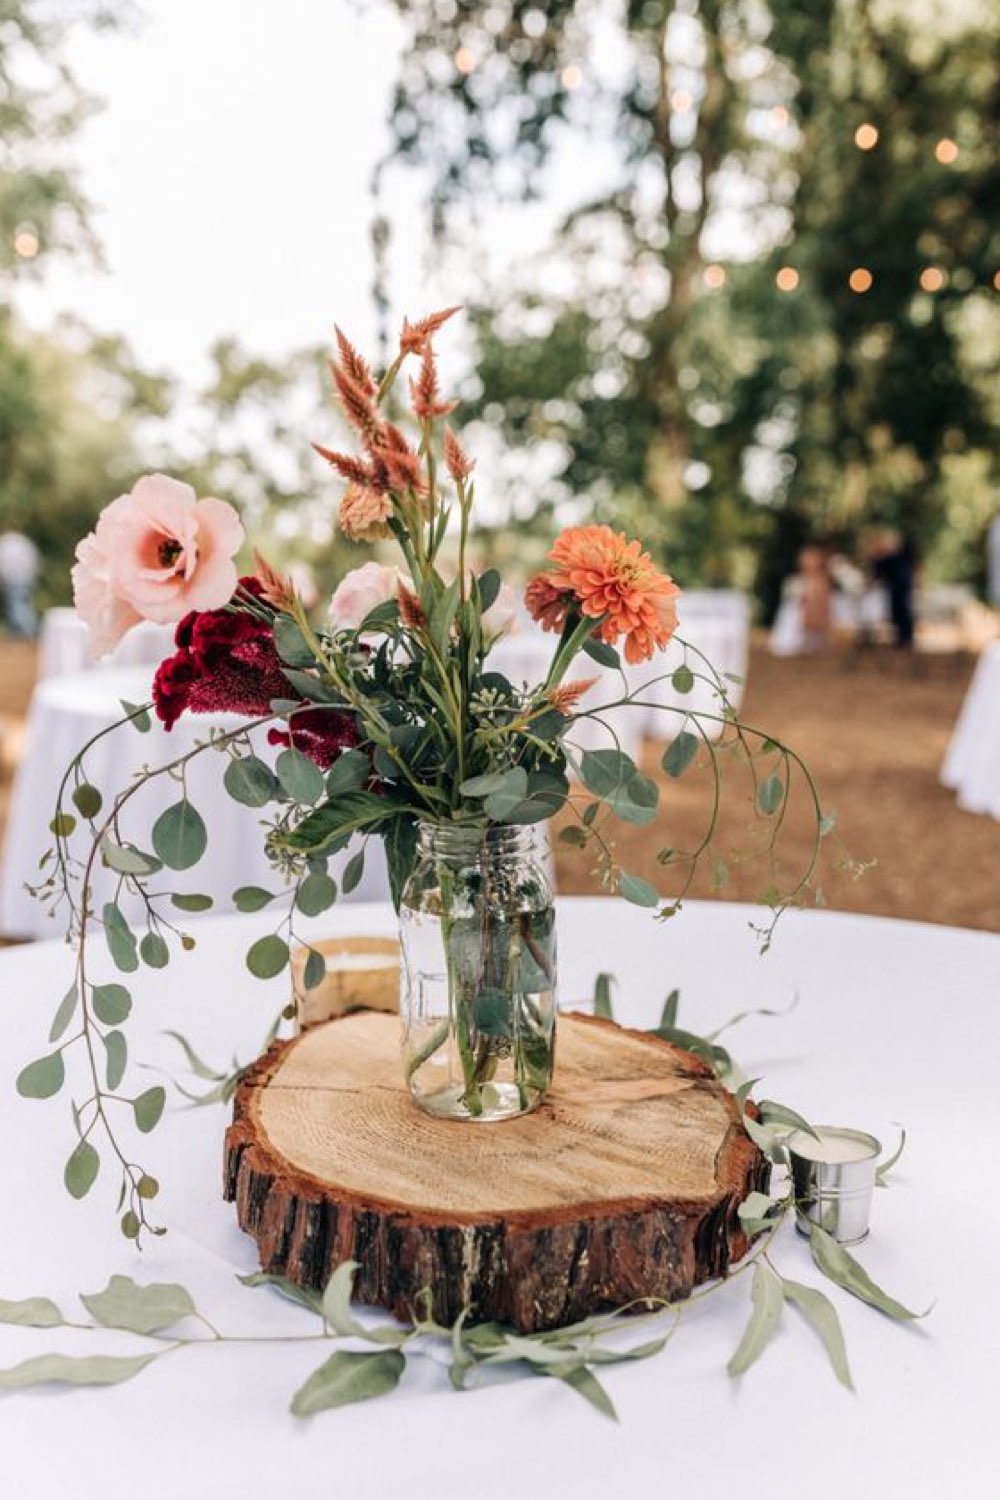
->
[0,531,40,638]
[769,544,835,656]
[869,529,919,649]
[988,506,1000,609]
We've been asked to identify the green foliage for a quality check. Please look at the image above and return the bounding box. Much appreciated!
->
[291,1350,407,1417]
[81,1276,196,1335]
[152,800,208,872]
[246,935,290,980]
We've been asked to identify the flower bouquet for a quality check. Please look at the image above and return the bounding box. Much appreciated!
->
[25,308,830,1240]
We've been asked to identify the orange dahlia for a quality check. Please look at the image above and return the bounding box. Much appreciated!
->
[338,483,393,542]
[526,524,680,665]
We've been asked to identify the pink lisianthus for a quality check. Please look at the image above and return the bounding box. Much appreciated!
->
[71,474,244,657]
[328,562,410,633]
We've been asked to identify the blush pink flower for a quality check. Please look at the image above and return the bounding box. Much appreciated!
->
[71,474,244,656]
[328,562,411,633]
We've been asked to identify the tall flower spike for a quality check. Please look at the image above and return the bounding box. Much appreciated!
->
[334,326,376,398]
[329,360,383,447]
[410,343,457,421]
[252,549,294,611]
[549,677,598,714]
[444,426,475,482]
[397,580,426,630]
[399,305,462,356]
[376,422,427,493]
[311,442,375,487]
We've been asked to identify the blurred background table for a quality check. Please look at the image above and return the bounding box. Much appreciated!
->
[0,896,995,1499]
[940,641,1000,820]
[37,609,176,680]
[0,664,389,939]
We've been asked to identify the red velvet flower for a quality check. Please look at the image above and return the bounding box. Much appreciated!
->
[152,579,289,729]
[267,708,361,769]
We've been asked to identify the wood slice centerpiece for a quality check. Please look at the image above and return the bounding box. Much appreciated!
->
[224,1010,767,1333]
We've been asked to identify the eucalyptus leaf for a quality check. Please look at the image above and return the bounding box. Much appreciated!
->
[64,1139,99,1199]
[140,932,170,969]
[742,1114,790,1163]
[224,756,278,808]
[16,1051,65,1099]
[92,983,132,1026]
[543,1364,618,1421]
[672,663,695,694]
[49,812,76,838]
[72,782,103,819]
[101,840,160,877]
[152,800,208,871]
[875,1127,907,1186]
[290,1349,406,1417]
[0,1297,63,1328]
[728,1260,785,1376]
[120,699,152,732]
[48,982,79,1042]
[164,1029,225,1082]
[593,972,615,1020]
[103,903,139,973]
[781,1277,854,1391]
[103,1030,128,1090]
[758,774,785,816]
[320,1262,406,1346]
[341,849,365,894]
[170,892,214,913]
[618,873,659,908]
[237,1272,324,1315]
[808,1224,929,1321]
[81,1275,197,1334]
[297,872,338,917]
[303,949,327,991]
[133,1086,166,1134]
[659,988,679,1029]
[662,729,699,778]
[0,1353,157,1390]
[758,1099,820,1141]
[246,935,290,980]
[233,886,276,913]
[276,748,325,805]
[482,767,529,820]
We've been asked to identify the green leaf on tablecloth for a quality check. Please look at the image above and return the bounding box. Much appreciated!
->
[302,948,327,991]
[291,1349,406,1417]
[224,755,278,808]
[92,983,132,1025]
[120,700,152,732]
[341,848,365,894]
[237,1272,325,1315]
[808,1224,929,1320]
[672,663,695,695]
[103,1030,128,1090]
[276,748,325,805]
[71,782,103,819]
[16,1051,65,1099]
[320,1262,405,1346]
[728,1260,784,1377]
[758,773,785,816]
[140,931,170,969]
[659,988,679,1029]
[81,1275,196,1334]
[593,972,615,1020]
[163,1030,225,1082]
[0,1352,158,1390]
[738,1191,785,1238]
[780,1277,854,1391]
[618,873,659,908]
[246,935,289,980]
[543,1364,619,1421]
[132,1086,166,1134]
[48,983,79,1042]
[103,902,139,973]
[875,1127,907,1186]
[49,812,76,837]
[758,1100,820,1141]
[0,1297,64,1327]
[64,1140,99,1199]
[296,872,338,917]
[152,799,208,871]
[662,729,698,778]
[233,886,277,913]
[170,892,214,913]
[741,1114,790,1163]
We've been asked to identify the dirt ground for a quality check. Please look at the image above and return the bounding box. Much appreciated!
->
[2,636,999,936]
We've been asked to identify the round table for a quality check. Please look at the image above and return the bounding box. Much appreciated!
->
[37,610,176,680]
[941,642,1000,819]
[1,897,995,1499]
[0,666,389,938]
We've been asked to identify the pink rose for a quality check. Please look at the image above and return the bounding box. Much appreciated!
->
[328,562,410,633]
[71,474,244,657]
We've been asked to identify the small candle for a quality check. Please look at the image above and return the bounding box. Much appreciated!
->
[788,1125,882,1246]
[788,1127,879,1165]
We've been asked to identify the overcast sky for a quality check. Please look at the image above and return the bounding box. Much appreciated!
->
[19,0,423,380]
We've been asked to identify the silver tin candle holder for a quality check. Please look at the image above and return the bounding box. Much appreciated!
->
[788,1126,882,1245]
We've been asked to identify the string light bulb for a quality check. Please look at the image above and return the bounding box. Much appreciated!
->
[454,46,476,74]
[919,267,945,292]
[670,89,693,113]
[771,106,789,127]
[993,271,1000,291]
[703,264,726,290]
[854,123,879,150]
[935,138,959,164]
[560,63,582,90]
[13,225,39,259]
[776,266,799,292]
[849,268,873,293]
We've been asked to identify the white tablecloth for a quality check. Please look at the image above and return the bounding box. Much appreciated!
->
[37,609,176,679]
[0,666,389,938]
[2,897,995,1499]
[940,642,1000,819]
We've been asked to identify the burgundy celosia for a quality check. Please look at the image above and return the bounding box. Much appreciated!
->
[152,579,289,729]
[267,708,361,770]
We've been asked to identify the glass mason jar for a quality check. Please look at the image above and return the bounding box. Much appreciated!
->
[399,822,557,1122]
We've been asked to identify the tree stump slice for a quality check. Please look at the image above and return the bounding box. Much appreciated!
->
[224,1010,767,1333]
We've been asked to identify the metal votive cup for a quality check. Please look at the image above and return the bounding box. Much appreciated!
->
[788,1126,882,1245]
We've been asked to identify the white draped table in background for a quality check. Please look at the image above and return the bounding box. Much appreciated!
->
[0,665,389,939]
[940,641,1000,819]
[1,897,997,1500]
